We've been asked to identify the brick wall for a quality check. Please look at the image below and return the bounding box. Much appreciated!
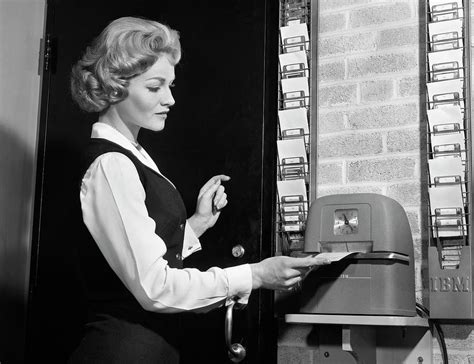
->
[277,1,474,362]
[317,0,423,300]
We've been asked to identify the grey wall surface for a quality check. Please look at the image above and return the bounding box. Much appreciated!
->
[0,0,45,361]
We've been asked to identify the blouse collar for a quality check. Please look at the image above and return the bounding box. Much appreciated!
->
[90,122,161,175]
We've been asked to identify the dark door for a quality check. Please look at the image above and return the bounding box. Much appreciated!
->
[27,0,278,363]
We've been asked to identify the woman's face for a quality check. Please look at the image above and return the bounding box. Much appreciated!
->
[114,55,176,133]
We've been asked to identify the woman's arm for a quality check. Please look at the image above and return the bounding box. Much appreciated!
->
[80,152,252,313]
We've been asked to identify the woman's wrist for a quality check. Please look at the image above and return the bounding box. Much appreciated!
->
[187,214,209,238]
[249,263,262,290]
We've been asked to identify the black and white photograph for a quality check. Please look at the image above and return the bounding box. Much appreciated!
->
[1,0,474,363]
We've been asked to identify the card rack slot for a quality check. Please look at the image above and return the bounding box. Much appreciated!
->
[429,3,464,22]
[277,160,310,181]
[280,0,310,26]
[277,0,312,255]
[276,197,309,231]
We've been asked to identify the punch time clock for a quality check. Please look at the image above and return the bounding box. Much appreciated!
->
[301,193,416,316]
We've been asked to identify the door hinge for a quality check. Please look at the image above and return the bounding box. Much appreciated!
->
[39,34,55,74]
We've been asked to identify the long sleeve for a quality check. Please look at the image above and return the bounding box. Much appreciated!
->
[80,152,252,313]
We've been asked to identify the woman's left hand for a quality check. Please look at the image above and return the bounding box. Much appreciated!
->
[188,175,230,237]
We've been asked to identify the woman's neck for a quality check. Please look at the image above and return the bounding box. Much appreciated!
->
[99,110,140,146]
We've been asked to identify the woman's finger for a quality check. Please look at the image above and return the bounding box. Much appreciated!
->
[285,267,308,279]
[213,188,226,206]
[287,256,331,269]
[199,175,230,197]
[201,180,221,201]
[283,276,303,290]
[213,185,225,202]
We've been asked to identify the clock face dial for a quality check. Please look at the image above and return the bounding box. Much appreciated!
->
[334,208,359,235]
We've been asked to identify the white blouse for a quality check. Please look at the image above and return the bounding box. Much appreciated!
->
[80,122,252,313]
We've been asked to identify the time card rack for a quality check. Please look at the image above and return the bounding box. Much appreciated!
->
[276,0,315,257]
[426,0,474,319]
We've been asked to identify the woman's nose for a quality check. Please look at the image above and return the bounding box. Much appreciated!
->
[162,87,175,107]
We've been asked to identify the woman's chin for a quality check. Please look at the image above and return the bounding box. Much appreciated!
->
[145,121,165,132]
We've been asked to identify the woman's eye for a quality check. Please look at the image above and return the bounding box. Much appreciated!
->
[169,82,176,88]
[147,87,160,92]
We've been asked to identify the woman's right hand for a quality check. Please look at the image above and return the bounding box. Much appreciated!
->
[188,175,230,237]
[249,255,331,291]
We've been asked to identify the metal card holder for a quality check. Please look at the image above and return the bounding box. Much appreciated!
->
[279,127,310,151]
[434,206,463,216]
[282,90,309,109]
[429,175,468,245]
[280,0,310,27]
[432,142,462,158]
[282,62,307,79]
[430,204,467,270]
[278,194,307,233]
[429,120,467,161]
[428,2,463,50]
[431,31,461,51]
[283,9,306,25]
[433,91,460,104]
[276,193,309,251]
[431,205,467,235]
[433,174,462,186]
[282,211,305,223]
[281,223,304,233]
[279,156,308,180]
[430,2,461,22]
[282,36,309,54]
[281,127,305,139]
[433,122,461,134]
[431,61,460,81]
[430,91,463,109]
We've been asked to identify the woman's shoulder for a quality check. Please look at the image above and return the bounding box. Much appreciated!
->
[85,138,134,157]
[89,151,138,174]
[80,139,147,187]
[81,138,137,170]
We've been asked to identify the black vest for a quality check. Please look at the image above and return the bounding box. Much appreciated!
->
[77,138,187,332]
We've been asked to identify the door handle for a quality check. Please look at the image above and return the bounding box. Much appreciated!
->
[232,244,245,258]
[225,298,246,362]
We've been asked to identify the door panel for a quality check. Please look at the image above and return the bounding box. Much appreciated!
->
[27,0,278,362]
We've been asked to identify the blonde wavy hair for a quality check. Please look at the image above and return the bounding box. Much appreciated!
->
[70,16,181,113]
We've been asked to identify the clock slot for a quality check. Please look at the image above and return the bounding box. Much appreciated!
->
[319,241,373,254]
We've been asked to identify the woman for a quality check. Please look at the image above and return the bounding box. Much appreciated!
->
[69,16,329,363]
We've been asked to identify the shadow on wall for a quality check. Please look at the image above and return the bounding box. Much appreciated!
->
[0,124,35,363]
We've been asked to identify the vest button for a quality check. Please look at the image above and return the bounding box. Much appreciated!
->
[179,223,185,231]
[176,253,182,260]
